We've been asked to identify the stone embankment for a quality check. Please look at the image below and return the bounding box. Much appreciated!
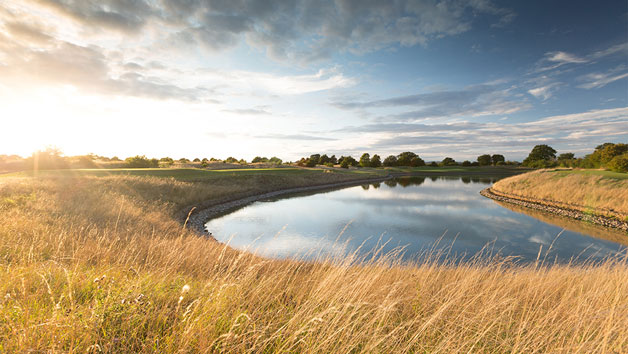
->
[180,176,392,239]
[480,188,628,232]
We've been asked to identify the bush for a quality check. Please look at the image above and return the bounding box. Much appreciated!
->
[608,153,628,173]
[125,155,158,168]
[269,157,282,165]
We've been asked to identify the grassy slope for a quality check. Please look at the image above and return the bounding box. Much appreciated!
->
[492,169,628,217]
[0,168,626,353]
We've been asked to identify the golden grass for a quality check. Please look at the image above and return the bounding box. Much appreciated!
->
[0,172,627,353]
[492,169,628,217]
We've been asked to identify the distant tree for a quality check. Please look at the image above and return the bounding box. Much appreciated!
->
[252,156,269,163]
[608,153,628,173]
[178,158,190,163]
[28,147,69,170]
[599,143,628,163]
[397,152,418,166]
[462,160,472,166]
[340,159,350,168]
[410,156,425,167]
[477,154,492,166]
[383,155,398,167]
[344,156,358,166]
[126,155,158,168]
[319,154,330,165]
[359,153,371,167]
[522,144,557,167]
[440,157,456,166]
[193,158,200,162]
[269,156,282,164]
[595,143,615,151]
[370,154,382,168]
[491,154,505,165]
[558,153,575,160]
[429,161,438,167]
[110,156,121,161]
[224,157,238,163]
[308,154,321,166]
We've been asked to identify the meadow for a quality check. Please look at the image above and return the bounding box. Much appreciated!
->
[0,168,626,353]
[491,169,628,218]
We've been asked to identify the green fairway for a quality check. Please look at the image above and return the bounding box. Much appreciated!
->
[1,167,387,181]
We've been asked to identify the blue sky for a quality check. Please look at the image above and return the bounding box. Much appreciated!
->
[0,0,626,161]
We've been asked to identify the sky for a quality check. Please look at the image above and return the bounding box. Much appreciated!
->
[0,0,627,161]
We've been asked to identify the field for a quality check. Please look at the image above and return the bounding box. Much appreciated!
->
[0,168,626,353]
[491,169,628,217]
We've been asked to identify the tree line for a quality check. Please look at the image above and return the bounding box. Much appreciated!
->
[521,143,628,172]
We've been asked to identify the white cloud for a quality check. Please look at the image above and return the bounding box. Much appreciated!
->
[527,83,559,100]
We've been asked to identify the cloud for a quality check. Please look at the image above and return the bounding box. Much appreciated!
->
[332,84,530,120]
[16,0,513,62]
[254,134,337,141]
[527,83,560,100]
[223,107,271,115]
[332,107,628,160]
[577,66,628,89]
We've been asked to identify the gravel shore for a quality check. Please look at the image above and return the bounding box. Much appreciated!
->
[480,187,628,232]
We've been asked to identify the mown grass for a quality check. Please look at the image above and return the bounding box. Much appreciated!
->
[492,169,628,217]
[0,169,626,353]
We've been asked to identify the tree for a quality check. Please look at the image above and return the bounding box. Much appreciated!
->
[370,154,382,168]
[225,157,238,163]
[429,161,438,167]
[440,157,456,166]
[308,154,321,166]
[397,152,418,166]
[329,155,338,164]
[598,143,628,163]
[193,158,200,162]
[126,155,158,168]
[608,153,628,173]
[269,156,282,164]
[558,153,575,160]
[410,156,425,167]
[491,154,505,165]
[359,153,371,167]
[477,154,492,166]
[340,159,350,168]
[178,158,190,163]
[522,144,557,167]
[252,156,269,163]
[383,155,397,167]
[319,154,330,164]
[462,160,471,166]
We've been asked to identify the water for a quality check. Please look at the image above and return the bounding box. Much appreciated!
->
[205,176,627,263]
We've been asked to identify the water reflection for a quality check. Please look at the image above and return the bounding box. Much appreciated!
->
[205,176,626,263]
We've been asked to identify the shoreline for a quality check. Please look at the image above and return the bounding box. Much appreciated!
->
[480,187,628,232]
[180,176,393,238]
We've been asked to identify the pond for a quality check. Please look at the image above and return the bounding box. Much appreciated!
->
[205,176,627,263]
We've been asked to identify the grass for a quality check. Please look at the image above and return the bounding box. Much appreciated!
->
[492,169,628,217]
[0,169,626,352]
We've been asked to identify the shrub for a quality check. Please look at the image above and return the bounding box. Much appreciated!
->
[224,157,238,164]
[269,157,282,164]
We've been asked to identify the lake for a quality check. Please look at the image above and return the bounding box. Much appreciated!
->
[205,176,627,263]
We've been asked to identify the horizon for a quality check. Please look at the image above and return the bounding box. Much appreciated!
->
[1,1,627,161]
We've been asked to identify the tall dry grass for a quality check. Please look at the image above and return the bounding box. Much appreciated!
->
[492,169,628,217]
[0,173,626,353]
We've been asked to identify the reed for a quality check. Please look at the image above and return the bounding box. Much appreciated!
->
[0,172,626,353]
